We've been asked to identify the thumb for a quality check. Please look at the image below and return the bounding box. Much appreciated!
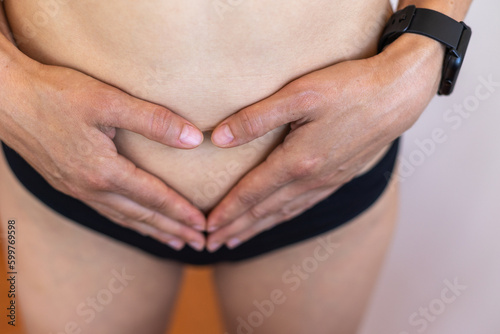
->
[104,94,203,149]
[211,83,317,147]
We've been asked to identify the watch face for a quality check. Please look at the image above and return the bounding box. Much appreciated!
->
[438,25,471,95]
[439,53,462,95]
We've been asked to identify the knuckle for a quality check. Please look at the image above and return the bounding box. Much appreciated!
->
[83,167,115,192]
[280,202,307,221]
[248,206,269,221]
[62,178,87,199]
[211,210,231,227]
[87,176,110,192]
[280,201,299,218]
[175,226,194,240]
[113,213,131,227]
[149,107,174,140]
[239,108,264,138]
[149,194,170,211]
[287,80,324,111]
[289,156,322,179]
[238,192,260,207]
[136,211,160,228]
[105,162,137,193]
[90,89,120,116]
[280,205,295,217]
[70,187,93,203]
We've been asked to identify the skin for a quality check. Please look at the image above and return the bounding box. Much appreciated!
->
[0,154,184,334]
[0,0,472,333]
[0,150,398,333]
[206,0,474,250]
[1,0,395,250]
[0,6,207,250]
[205,34,444,250]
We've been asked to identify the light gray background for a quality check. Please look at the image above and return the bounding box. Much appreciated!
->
[359,1,500,333]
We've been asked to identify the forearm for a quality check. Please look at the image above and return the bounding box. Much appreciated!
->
[397,0,473,20]
[0,2,31,145]
[0,1,14,43]
[0,1,20,72]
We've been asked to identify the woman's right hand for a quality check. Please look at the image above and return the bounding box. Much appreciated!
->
[0,45,207,251]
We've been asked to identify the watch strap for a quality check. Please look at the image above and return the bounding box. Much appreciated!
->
[378,6,466,52]
[378,5,472,95]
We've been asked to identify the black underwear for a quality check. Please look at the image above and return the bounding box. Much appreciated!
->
[1,138,399,265]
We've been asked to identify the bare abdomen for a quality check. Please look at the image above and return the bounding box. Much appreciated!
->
[4,0,391,210]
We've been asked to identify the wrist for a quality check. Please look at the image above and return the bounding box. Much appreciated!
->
[374,33,445,128]
[381,4,472,95]
[381,33,444,90]
[0,35,41,143]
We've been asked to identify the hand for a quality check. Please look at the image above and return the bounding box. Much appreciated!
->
[205,34,444,251]
[0,56,206,251]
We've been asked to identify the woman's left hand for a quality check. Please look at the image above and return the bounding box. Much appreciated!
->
[206,34,444,252]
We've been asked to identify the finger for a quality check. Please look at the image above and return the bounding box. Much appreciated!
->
[132,225,195,251]
[124,218,188,251]
[91,203,188,250]
[110,155,207,231]
[126,221,183,248]
[214,145,380,245]
[230,189,333,249]
[207,186,333,251]
[206,214,278,252]
[226,214,293,249]
[211,82,321,147]
[277,188,336,219]
[206,148,292,232]
[102,93,203,149]
[89,194,206,251]
[207,181,307,251]
[224,201,317,249]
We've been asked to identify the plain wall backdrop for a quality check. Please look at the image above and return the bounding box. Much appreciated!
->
[359,1,500,333]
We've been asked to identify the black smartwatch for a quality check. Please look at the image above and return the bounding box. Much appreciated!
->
[378,5,472,95]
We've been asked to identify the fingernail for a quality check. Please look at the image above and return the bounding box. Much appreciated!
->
[212,124,234,146]
[227,238,241,249]
[207,242,222,253]
[167,239,185,250]
[188,241,204,251]
[193,224,206,232]
[180,124,203,146]
[207,225,218,233]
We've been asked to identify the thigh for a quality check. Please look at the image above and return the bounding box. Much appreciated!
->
[0,151,184,334]
[214,176,399,334]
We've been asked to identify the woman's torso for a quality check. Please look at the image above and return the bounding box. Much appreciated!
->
[5,0,392,211]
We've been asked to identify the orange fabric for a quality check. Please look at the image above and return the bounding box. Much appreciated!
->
[168,267,225,334]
